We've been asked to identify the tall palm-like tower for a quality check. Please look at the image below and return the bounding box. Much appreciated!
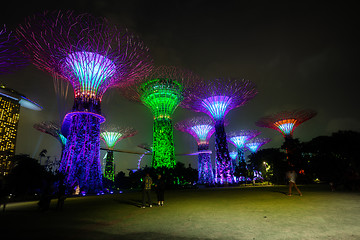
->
[182,78,257,184]
[100,125,137,183]
[17,10,152,193]
[175,116,216,184]
[121,66,202,169]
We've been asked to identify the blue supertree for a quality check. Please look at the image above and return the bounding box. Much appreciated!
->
[227,130,261,166]
[175,116,216,184]
[182,78,257,184]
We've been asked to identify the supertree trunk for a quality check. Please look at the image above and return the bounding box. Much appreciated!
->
[60,114,102,193]
[214,119,233,184]
[237,147,245,165]
[104,150,114,182]
[152,118,176,169]
[198,144,214,184]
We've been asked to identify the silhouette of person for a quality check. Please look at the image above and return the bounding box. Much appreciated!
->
[141,172,153,208]
[155,174,165,206]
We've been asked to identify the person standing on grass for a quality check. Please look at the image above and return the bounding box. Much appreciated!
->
[286,169,302,196]
[141,172,153,208]
[155,174,165,206]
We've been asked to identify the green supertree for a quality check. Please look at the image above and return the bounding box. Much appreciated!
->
[120,66,202,169]
[100,125,137,183]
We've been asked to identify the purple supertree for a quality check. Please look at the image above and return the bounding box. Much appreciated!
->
[255,109,317,140]
[17,11,153,193]
[100,125,137,183]
[246,137,271,154]
[174,116,216,184]
[120,66,202,169]
[227,130,261,165]
[182,78,257,184]
[0,25,28,74]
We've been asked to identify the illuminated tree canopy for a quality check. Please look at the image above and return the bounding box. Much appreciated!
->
[255,109,317,138]
[17,10,153,109]
[246,137,271,153]
[33,121,66,147]
[0,25,28,74]
[181,78,258,120]
[227,130,261,148]
[100,125,137,183]
[100,125,137,149]
[174,116,215,145]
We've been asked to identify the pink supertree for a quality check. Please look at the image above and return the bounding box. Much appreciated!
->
[0,25,28,74]
[182,78,257,184]
[255,109,317,139]
[256,109,316,168]
[17,10,153,193]
[175,116,217,184]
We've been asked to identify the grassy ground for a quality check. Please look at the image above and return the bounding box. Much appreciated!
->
[1,184,359,240]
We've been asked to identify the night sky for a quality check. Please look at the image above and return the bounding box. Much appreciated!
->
[1,1,359,174]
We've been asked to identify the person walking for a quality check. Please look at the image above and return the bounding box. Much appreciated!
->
[286,169,302,196]
[155,174,165,206]
[141,172,153,208]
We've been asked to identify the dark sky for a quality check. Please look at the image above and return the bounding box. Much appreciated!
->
[1,1,359,174]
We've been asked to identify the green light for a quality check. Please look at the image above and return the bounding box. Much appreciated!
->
[141,78,183,119]
[100,131,123,149]
[141,78,182,168]
[152,118,176,168]
[104,150,114,182]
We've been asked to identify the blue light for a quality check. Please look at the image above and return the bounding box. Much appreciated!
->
[229,151,238,160]
[229,136,247,148]
[65,51,116,97]
[277,123,295,135]
[247,143,260,153]
[201,96,232,120]
[191,124,213,142]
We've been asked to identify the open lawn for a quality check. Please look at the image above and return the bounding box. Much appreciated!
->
[1,184,359,240]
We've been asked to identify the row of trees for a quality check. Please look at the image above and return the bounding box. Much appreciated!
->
[250,130,360,190]
[1,130,359,202]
